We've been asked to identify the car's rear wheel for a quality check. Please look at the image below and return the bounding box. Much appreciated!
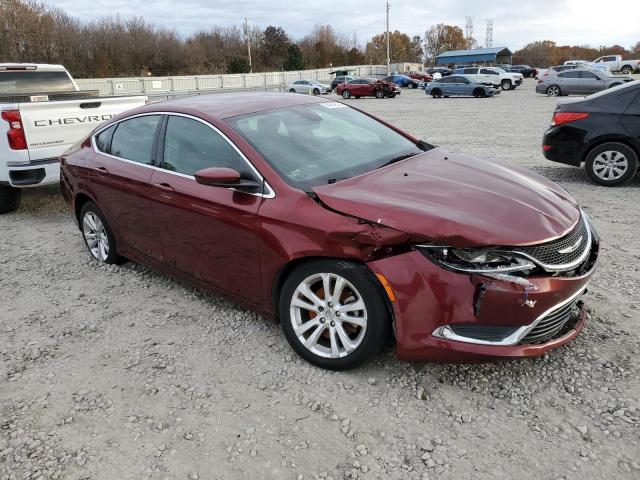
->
[546,85,561,97]
[80,202,123,264]
[408,83,415,89]
[501,80,512,90]
[289,88,296,93]
[431,88,442,98]
[473,88,485,98]
[374,89,385,99]
[312,88,320,95]
[621,66,632,74]
[279,259,391,370]
[0,185,21,214]
[585,142,638,186]
[342,90,351,99]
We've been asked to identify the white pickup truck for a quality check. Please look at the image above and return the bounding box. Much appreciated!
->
[593,55,640,74]
[0,63,147,213]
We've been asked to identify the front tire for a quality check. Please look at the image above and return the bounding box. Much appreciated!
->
[342,90,351,99]
[289,88,296,93]
[431,88,442,98]
[279,259,391,370]
[621,66,632,74]
[80,202,124,264]
[584,142,638,186]
[501,80,512,91]
[0,185,21,214]
[546,85,561,97]
[312,88,320,95]
[473,88,485,98]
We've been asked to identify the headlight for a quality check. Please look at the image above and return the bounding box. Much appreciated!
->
[415,245,535,274]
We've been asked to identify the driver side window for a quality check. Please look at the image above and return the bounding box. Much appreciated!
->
[162,116,252,178]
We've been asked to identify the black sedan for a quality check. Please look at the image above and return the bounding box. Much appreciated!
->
[542,80,640,186]
[426,67,452,76]
[507,65,537,78]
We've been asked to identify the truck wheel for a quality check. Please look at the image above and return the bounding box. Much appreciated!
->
[585,142,638,187]
[0,185,21,214]
[621,65,632,74]
[501,80,512,90]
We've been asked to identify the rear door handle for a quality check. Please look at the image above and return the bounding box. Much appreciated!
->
[153,182,175,193]
[94,166,109,174]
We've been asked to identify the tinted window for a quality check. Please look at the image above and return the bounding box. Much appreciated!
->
[439,77,453,83]
[463,68,477,74]
[94,124,116,153]
[0,71,75,94]
[163,116,249,177]
[559,71,581,78]
[580,71,599,79]
[480,68,496,75]
[110,115,160,164]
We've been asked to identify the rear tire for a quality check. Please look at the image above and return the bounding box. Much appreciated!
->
[546,85,561,97]
[279,259,391,370]
[374,89,384,99]
[621,66,632,74]
[79,201,124,264]
[342,90,351,99]
[0,185,21,214]
[584,142,638,186]
[431,89,442,98]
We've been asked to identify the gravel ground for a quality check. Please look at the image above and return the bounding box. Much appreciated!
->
[1,78,639,480]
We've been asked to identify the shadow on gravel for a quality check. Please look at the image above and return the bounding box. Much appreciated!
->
[531,164,640,187]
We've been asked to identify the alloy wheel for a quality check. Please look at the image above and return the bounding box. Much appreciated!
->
[82,211,109,261]
[289,272,367,359]
[592,150,629,181]
[547,85,560,97]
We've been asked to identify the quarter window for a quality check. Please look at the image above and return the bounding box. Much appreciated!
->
[162,116,251,177]
[94,124,116,153]
[110,115,161,164]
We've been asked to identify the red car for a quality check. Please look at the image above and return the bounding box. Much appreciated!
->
[61,93,599,370]
[335,78,400,99]
[406,71,433,82]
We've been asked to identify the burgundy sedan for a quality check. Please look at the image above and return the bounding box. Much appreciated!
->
[60,93,599,370]
[335,78,400,99]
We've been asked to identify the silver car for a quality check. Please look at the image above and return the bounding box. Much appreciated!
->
[536,68,632,96]
[287,80,331,95]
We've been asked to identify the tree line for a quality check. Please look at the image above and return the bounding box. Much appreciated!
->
[1,0,638,78]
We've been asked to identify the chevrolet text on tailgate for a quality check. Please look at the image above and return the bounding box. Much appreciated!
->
[0,63,146,213]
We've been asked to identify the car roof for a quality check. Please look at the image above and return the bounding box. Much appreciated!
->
[123,92,332,121]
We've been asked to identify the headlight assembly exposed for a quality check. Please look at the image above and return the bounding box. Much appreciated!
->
[415,245,535,274]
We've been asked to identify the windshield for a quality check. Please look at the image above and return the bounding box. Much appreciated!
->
[0,71,75,94]
[226,102,424,191]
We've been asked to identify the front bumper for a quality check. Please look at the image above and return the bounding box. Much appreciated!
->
[3,158,60,187]
[367,242,597,363]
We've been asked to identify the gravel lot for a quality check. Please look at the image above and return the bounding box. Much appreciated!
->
[2,78,640,480]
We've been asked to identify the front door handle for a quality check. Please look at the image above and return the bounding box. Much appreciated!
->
[95,166,109,173]
[152,182,175,193]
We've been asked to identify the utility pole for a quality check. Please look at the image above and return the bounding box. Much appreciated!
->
[485,19,493,48]
[386,0,390,75]
[243,18,253,73]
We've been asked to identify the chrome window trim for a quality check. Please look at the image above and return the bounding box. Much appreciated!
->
[91,111,275,199]
[431,285,587,347]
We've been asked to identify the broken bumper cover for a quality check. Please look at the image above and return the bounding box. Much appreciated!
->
[367,249,596,363]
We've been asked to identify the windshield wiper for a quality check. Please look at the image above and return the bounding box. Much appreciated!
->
[378,153,419,169]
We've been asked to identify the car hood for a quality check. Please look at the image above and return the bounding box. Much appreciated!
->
[312,148,580,247]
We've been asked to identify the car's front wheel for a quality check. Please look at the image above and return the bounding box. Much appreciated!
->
[374,89,385,99]
[621,66,632,74]
[473,88,485,98]
[80,202,123,264]
[279,259,391,370]
[585,142,638,186]
[431,88,442,98]
[289,88,296,93]
[501,79,512,90]
[312,88,320,95]
[342,90,351,99]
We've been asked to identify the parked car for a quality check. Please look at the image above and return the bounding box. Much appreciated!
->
[542,80,640,186]
[335,78,400,99]
[536,68,633,96]
[287,80,331,95]
[564,60,610,72]
[507,65,537,78]
[330,75,355,91]
[61,92,599,369]
[425,74,499,98]
[0,63,147,214]
[454,67,522,90]
[382,74,420,88]
[405,71,433,82]
[426,67,452,76]
[593,55,640,74]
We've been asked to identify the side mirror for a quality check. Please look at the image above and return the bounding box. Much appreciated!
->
[194,167,262,193]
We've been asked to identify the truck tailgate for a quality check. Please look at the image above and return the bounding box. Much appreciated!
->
[19,96,146,161]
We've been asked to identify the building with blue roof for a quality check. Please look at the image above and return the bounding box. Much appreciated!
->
[436,47,512,66]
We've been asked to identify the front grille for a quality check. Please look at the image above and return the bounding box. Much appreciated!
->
[449,324,520,342]
[519,297,582,344]
[515,216,589,267]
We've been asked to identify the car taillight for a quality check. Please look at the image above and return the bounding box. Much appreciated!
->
[537,79,543,84]
[1,110,27,150]
[551,112,590,126]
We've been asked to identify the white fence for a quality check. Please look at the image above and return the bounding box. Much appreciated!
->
[76,65,388,99]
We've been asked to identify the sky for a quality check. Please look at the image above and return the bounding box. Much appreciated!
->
[41,0,639,51]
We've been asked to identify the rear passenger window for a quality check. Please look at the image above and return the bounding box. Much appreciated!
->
[162,116,251,177]
[94,124,116,153]
[110,115,161,164]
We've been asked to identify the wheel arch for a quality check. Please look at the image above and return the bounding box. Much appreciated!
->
[271,255,396,330]
[74,192,98,227]
[582,136,640,165]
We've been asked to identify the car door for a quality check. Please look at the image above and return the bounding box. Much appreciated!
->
[557,71,580,93]
[148,114,264,302]
[88,114,164,261]
[621,88,640,143]
[580,71,603,93]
